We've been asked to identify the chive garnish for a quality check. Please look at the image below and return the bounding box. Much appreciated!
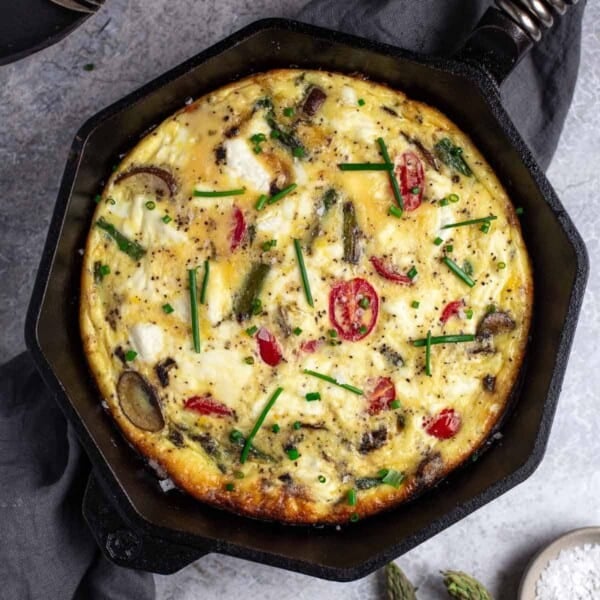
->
[516,207,524,215]
[303,369,363,395]
[377,137,403,212]
[327,329,337,338]
[262,239,277,251]
[96,218,146,261]
[193,188,246,197]
[255,194,268,211]
[267,183,297,205]
[293,327,302,336]
[283,107,295,117]
[93,262,110,282]
[188,268,201,353]
[245,325,258,336]
[407,266,418,279]
[225,483,235,492]
[251,298,262,315]
[359,325,368,334]
[390,400,401,409]
[145,200,156,210]
[199,259,210,305]
[439,198,449,207]
[292,147,305,158]
[443,257,476,287]
[425,330,432,377]
[272,424,280,433]
[350,513,359,522]
[124,350,137,361]
[162,303,174,314]
[388,205,403,218]
[359,297,370,309]
[293,421,302,430]
[318,475,326,483]
[94,194,102,204]
[162,215,172,224]
[465,308,474,319]
[347,489,357,506]
[448,193,460,203]
[240,386,284,464]
[411,300,420,309]
[480,222,491,233]
[445,244,453,253]
[413,334,475,347]
[379,469,405,488]
[411,186,420,194]
[498,261,507,269]
[293,239,314,307]
[358,98,366,106]
[338,163,392,171]
[434,236,444,246]
[287,448,300,460]
[244,356,254,365]
[441,215,497,229]
[306,392,321,402]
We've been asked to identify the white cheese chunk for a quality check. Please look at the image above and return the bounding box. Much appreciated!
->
[130,323,164,362]
[223,138,271,192]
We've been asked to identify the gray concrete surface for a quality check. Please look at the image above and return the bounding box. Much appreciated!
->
[0,1,598,598]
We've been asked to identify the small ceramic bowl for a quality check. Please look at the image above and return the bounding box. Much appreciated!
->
[518,527,600,599]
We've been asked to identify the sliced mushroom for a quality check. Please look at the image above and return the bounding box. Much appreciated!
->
[114,165,178,198]
[275,306,292,338]
[476,311,516,339]
[358,426,388,454]
[117,371,165,432]
[482,375,496,393]
[155,357,177,387]
[302,86,327,116]
[415,451,444,487]
[379,344,404,367]
[401,131,439,171]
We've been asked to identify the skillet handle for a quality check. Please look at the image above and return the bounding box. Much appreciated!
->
[457,0,580,86]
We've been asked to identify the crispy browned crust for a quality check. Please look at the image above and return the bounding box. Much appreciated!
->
[80,68,534,524]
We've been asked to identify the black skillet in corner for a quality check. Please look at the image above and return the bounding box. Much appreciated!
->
[25,2,588,581]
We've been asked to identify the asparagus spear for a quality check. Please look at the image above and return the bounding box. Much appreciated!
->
[342,201,361,264]
[233,263,271,322]
[434,138,473,177]
[442,570,493,600]
[95,217,146,261]
[385,563,417,600]
[306,188,338,250]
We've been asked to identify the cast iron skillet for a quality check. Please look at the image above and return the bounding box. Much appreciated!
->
[25,3,588,581]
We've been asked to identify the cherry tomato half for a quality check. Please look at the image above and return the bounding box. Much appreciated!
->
[366,377,396,415]
[424,408,461,439]
[440,300,464,324]
[370,256,413,285]
[395,151,424,211]
[184,395,233,417]
[256,327,283,366]
[230,206,246,252]
[329,278,379,341]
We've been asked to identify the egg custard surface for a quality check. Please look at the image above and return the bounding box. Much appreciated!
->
[80,69,532,524]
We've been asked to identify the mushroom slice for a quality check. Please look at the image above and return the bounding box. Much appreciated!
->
[117,371,165,432]
[114,165,178,198]
[476,311,516,339]
[302,86,327,116]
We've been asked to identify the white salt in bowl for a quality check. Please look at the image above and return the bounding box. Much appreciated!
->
[519,527,600,600]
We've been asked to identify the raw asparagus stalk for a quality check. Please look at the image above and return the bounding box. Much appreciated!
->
[385,563,417,600]
[442,570,493,600]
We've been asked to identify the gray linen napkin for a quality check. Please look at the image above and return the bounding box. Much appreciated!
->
[0,2,585,599]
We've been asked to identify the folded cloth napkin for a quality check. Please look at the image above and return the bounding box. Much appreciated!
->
[0,2,585,599]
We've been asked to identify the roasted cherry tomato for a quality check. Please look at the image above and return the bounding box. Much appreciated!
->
[395,151,424,211]
[184,395,233,417]
[370,256,413,285]
[424,408,461,439]
[300,339,321,353]
[329,278,379,341]
[257,327,283,366]
[366,377,396,415]
[230,206,246,251]
[440,300,464,324]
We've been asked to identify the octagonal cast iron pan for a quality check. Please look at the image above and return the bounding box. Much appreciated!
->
[25,4,588,582]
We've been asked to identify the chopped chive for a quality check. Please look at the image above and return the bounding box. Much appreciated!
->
[124,350,137,361]
[445,244,454,253]
[350,513,360,522]
[462,260,474,276]
[377,137,403,211]
[390,400,401,409]
[188,268,201,353]
[293,239,314,307]
[327,329,337,338]
[303,369,363,395]
[107,197,116,205]
[193,188,246,197]
[162,215,172,224]
[442,215,497,229]
[443,257,476,287]
[380,469,405,488]
[498,261,507,269]
[200,259,210,305]
[407,266,418,279]
[347,489,357,506]
[93,263,111,282]
[245,325,258,336]
[255,194,268,211]
[306,392,321,402]
[448,193,460,203]
[359,325,368,334]
[145,200,156,210]
[271,424,280,433]
[293,421,302,430]
[425,330,432,377]
[516,207,524,215]
[230,430,244,443]
[487,304,496,314]
[94,194,102,204]
[287,448,300,460]
[439,198,449,207]
[244,356,255,365]
[388,205,403,218]
[267,183,297,205]
[234,470,245,479]
[262,239,277,251]
[411,186,420,194]
[480,222,491,233]
[225,483,235,492]
[411,300,420,309]
[240,387,284,464]
[413,334,475,347]
[270,129,281,139]
[359,297,370,309]
[292,147,305,158]
[293,327,303,336]
[250,133,267,143]
[283,107,295,117]
[434,236,444,246]
[357,98,366,106]
[464,308,474,319]
[251,298,262,315]
[162,303,174,314]
[338,163,392,171]
[318,475,326,483]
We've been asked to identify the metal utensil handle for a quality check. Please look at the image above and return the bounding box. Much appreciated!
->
[458,0,580,85]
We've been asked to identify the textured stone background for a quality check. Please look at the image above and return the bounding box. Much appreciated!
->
[0,1,598,598]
